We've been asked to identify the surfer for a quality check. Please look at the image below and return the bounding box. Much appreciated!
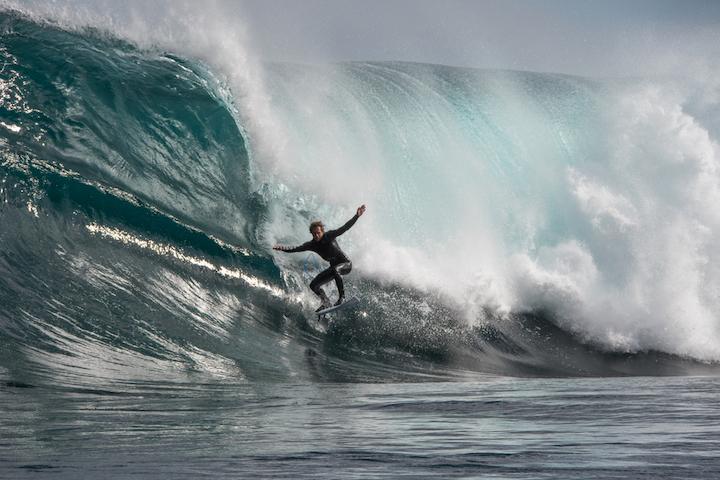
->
[273,205,366,311]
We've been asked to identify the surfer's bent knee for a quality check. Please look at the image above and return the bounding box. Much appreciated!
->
[335,261,352,275]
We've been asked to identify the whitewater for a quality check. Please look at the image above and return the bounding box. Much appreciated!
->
[2,4,720,479]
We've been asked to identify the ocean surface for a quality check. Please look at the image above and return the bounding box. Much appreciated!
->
[2,8,720,478]
[3,376,720,479]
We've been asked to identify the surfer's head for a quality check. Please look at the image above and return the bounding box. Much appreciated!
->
[309,221,324,241]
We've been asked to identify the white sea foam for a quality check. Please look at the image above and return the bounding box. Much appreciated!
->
[507,82,720,360]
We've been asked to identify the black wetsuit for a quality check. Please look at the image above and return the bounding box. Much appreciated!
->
[281,214,359,300]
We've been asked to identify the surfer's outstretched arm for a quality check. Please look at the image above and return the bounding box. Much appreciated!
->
[327,205,366,239]
[273,242,312,253]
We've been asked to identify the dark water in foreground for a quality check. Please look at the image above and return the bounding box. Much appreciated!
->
[3,376,719,479]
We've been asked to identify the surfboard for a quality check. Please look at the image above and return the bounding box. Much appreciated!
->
[317,296,360,318]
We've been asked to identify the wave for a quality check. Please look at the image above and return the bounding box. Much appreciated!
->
[1,10,719,388]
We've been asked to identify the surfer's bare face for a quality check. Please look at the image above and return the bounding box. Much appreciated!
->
[311,225,324,241]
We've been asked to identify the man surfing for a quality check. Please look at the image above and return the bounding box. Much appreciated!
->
[273,205,366,312]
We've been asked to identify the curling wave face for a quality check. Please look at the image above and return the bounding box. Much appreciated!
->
[1,11,718,390]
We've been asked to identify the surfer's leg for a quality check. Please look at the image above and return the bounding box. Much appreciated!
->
[310,267,335,309]
[332,262,352,304]
[337,261,352,276]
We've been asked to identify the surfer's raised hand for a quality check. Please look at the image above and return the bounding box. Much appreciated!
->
[357,205,366,217]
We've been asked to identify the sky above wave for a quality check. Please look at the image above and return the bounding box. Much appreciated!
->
[236,0,720,77]
[5,0,720,77]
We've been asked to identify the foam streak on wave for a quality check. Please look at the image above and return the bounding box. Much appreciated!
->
[85,223,285,297]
